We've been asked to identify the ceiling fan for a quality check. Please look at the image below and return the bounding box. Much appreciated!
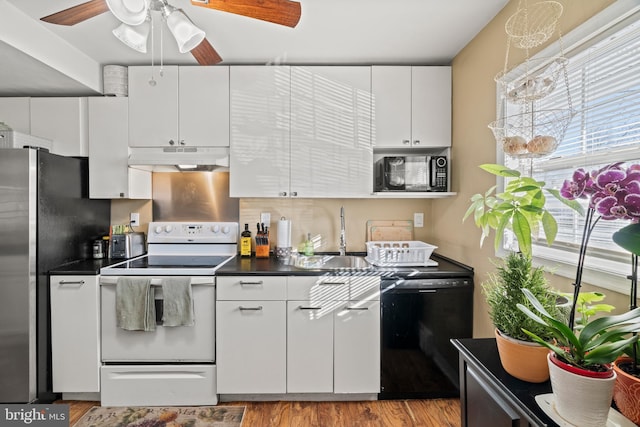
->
[40,0,302,65]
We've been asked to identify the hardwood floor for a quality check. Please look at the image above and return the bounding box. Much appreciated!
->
[58,399,461,427]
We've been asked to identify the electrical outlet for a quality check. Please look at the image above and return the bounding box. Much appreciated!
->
[260,212,271,228]
[130,212,140,227]
[414,212,424,228]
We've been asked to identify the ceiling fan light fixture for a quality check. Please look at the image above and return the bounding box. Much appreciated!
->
[112,19,151,53]
[106,0,149,26]
[165,9,206,53]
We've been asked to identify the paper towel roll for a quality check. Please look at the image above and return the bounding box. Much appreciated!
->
[277,217,291,248]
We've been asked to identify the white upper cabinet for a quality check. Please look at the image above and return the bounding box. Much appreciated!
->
[0,97,30,134]
[30,97,88,156]
[230,66,373,198]
[372,66,451,148]
[88,97,151,199]
[229,66,291,198]
[128,66,229,147]
[290,66,373,197]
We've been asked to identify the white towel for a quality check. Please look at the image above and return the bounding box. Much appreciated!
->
[161,277,194,327]
[116,277,155,331]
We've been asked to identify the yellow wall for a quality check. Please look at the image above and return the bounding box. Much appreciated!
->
[433,0,621,338]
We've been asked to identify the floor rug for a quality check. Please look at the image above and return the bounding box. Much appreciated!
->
[73,406,245,427]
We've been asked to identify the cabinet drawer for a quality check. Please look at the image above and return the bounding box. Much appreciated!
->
[287,276,350,300]
[217,276,286,300]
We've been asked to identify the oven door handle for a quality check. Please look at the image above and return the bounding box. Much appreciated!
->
[99,277,215,286]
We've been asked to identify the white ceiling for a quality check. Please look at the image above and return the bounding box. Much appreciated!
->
[0,0,509,97]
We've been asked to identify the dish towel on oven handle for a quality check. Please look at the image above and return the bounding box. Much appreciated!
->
[161,277,194,327]
[116,277,156,331]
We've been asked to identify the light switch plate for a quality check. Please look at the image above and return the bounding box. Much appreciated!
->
[260,212,271,228]
[414,212,424,228]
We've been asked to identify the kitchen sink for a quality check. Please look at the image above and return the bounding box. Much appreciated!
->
[288,254,372,270]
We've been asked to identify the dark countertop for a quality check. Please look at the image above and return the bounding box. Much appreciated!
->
[49,258,127,275]
[452,338,557,427]
[217,252,474,279]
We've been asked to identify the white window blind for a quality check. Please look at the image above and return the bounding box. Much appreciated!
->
[498,4,640,292]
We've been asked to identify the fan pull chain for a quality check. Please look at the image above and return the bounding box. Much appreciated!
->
[159,17,164,77]
[149,13,156,86]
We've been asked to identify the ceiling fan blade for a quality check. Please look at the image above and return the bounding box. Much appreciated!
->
[191,0,301,28]
[41,0,110,26]
[191,39,223,65]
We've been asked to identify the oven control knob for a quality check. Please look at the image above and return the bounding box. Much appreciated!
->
[154,225,163,234]
[164,225,173,233]
[211,225,220,233]
[222,226,231,234]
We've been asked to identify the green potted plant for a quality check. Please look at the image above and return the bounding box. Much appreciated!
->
[611,222,640,424]
[518,288,640,427]
[465,164,582,383]
[483,252,561,382]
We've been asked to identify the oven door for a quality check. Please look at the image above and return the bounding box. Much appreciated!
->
[100,276,215,362]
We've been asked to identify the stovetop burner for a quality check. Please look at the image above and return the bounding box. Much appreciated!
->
[111,255,232,269]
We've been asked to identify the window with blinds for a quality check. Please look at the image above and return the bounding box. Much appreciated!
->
[498,6,640,289]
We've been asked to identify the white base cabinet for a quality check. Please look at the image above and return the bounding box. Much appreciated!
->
[217,275,380,395]
[50,275,100,393]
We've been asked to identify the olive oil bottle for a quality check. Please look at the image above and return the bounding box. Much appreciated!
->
[240,223,252,257]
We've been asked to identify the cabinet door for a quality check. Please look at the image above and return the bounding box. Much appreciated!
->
[50,275,100,392]
[334,300,380,393]
[30,97,88,156]
[465,366,523,427]
[128,66,179,147]
[88,97,151,199]
[287,301,334,393]
[216,300,286,393]
[229,66,290,197]
[290,66,373,197]
[411,66,452,147]
[371,66,412,148]
[0,97,30,134]
[179,66,229,146]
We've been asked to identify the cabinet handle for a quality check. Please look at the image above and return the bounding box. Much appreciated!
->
[298,306,322,310]
[58,280,85,286]
[239,280,263,285]
[239,306,263,311]
[179,140,185,145]
[413,140,421,145]
[419,289,436,293]
[344,306,368,311]
[279,192,287,197]
[319,281,347,286]
[168,139,175,145]
[291,191,298,197]
[402,139,411,145]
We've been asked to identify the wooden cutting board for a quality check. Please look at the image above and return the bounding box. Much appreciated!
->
[366,220,414,241]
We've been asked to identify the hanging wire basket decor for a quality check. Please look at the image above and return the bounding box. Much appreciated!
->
[495,56,568,104]
[489,108,575,158]
[505,1,563,49]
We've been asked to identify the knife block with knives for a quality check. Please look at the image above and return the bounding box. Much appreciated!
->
[255,222,270,258]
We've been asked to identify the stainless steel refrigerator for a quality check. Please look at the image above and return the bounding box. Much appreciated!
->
[0,148,110,403]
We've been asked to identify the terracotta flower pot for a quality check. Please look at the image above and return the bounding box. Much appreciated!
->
[494,329,550,383]
[613,357,640,425]
[548,352,616,427]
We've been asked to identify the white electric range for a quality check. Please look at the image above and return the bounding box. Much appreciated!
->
[99,221,238,407]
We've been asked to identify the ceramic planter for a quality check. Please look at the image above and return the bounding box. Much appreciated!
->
[494,329,550,383]
[613,357,640,425]
[548,352,616,427]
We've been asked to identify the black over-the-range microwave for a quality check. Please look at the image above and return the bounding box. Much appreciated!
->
[375,155,448,192]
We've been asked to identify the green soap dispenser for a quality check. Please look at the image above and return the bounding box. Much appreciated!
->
[303,233,314,256]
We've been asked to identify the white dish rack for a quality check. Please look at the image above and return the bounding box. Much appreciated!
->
[365,241,438,267]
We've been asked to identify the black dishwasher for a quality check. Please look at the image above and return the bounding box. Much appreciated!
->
[379,275,473,399]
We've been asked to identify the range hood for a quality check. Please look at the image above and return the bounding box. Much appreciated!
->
[128,146,229,172]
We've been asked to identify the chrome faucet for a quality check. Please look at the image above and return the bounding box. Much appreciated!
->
[339,206,347,256]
